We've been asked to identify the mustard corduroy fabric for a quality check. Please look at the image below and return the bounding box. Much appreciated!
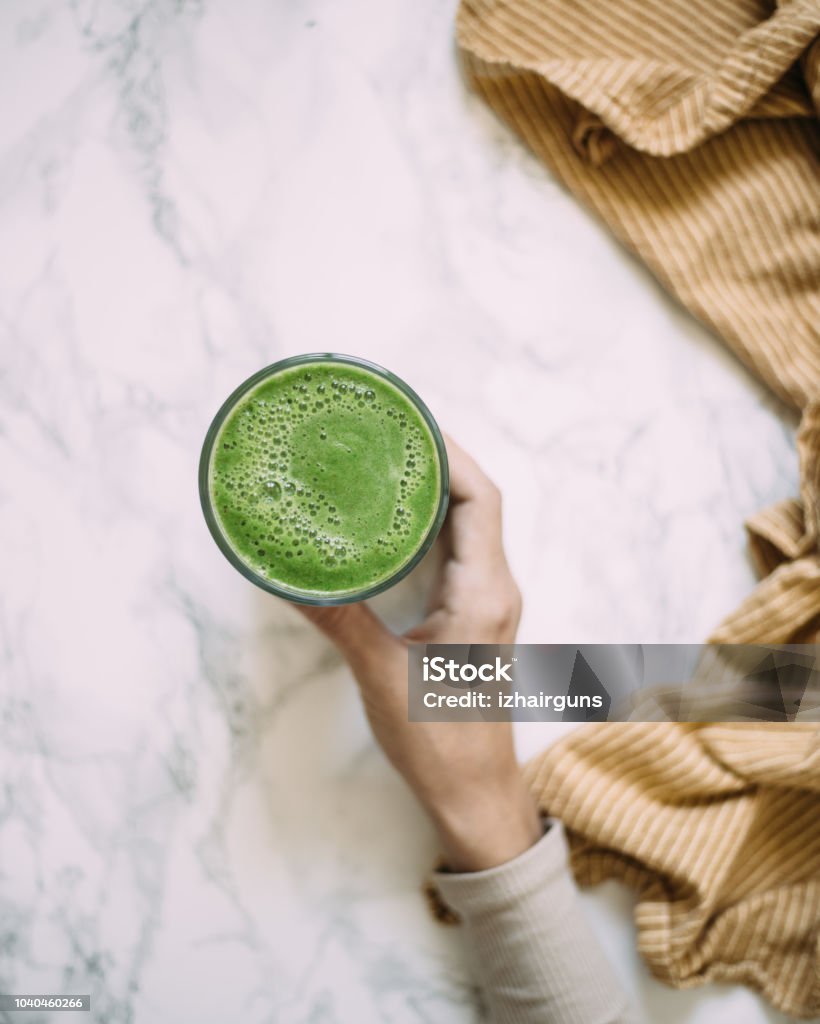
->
[458,0,820,642]
[524,723,820,1017]
[456,0,820,1016]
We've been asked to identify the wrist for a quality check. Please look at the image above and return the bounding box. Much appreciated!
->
[433,788,543,872]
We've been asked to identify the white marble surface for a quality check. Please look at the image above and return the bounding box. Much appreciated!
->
[0,2,804,1022]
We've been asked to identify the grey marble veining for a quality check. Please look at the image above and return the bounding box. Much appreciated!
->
[0,2,799,1022]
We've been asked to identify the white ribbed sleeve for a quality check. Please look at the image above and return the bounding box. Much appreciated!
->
[433,823,639,1024]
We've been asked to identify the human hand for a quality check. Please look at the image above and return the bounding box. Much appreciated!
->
[297,436,542,871]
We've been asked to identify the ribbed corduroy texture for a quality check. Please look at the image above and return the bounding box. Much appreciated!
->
[457,0,820,641]
[456,1,820,1017]
[524,725,820,1018]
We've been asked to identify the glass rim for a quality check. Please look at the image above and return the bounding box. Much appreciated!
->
[198,352,450,605]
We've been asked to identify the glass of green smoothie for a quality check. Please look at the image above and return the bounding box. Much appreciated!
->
[199,353,449,605]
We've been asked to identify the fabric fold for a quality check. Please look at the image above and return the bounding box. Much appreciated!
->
[458,0,820,155]
[456,0,820,1015]
[711,400,820,642]
[457,0,820,642]
[523,723,820,1018]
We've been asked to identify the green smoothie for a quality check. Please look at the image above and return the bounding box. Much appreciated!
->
[204,358,445,599]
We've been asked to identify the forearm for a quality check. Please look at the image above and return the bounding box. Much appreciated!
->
[434,822,639,1024]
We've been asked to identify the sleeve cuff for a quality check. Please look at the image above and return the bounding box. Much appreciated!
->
[432,819,574,918]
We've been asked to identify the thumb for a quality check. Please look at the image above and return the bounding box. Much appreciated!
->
[297,602,403,677]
